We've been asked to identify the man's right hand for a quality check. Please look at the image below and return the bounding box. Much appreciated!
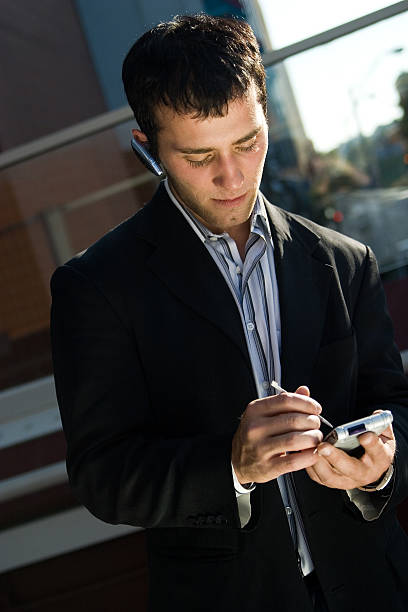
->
[231,386,323,485]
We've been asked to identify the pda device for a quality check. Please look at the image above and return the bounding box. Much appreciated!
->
[323,410,393,456]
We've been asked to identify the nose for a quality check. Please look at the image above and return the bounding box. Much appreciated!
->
[212,155,244,192]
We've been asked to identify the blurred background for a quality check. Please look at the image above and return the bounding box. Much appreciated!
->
[0,1,407,609]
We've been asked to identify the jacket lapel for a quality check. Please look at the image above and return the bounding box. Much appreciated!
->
[264,200,334,392]
[135,184,252,371]
[136,185,334,392]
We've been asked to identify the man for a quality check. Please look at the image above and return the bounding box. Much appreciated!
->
[51,15,408,612]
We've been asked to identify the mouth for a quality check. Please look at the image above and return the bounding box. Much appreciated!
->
[212,192,248,207]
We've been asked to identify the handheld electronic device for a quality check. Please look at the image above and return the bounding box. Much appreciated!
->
[131,137,164,177]
[323,410,393,456]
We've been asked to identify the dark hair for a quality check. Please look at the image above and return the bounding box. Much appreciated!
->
[122,14,266,156]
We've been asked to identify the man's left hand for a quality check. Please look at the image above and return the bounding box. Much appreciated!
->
[306,411,395,490]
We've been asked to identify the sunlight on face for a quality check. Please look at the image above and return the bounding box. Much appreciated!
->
[155,83,268,244]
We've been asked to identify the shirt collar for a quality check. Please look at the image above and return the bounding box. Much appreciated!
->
[250,195,272,242]
[164,178,272,245]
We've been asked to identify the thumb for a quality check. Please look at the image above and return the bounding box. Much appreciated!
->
[295,385,310,397]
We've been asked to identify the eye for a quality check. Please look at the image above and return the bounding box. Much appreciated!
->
[186,156,213,168]
[236,141,258,153]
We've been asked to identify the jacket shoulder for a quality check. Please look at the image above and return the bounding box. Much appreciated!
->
[53,184,167,282]
[266,199,370,269]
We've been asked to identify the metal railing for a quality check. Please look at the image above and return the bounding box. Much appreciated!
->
[0,2,406,171]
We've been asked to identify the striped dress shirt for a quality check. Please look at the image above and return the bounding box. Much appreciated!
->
[164,179,314,575]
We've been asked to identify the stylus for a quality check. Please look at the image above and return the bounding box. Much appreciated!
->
[271,381,333,428]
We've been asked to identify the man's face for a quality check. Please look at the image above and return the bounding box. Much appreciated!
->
[155,83,268,237]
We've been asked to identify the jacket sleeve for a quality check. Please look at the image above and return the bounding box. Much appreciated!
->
[50,263,241,530]
[346,246,408,519]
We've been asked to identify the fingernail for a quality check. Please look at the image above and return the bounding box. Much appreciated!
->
[317,445,331,457]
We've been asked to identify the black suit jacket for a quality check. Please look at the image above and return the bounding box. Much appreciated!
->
[51,183,408,612]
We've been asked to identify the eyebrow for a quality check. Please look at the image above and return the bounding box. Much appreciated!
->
[175,127,262,155]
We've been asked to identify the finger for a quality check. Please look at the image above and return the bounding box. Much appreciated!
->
[242,412,322,449]
[295,385,310,397]
[248,393,322,418]
[307,457,359,490]
[379,429,394,444]
[277,447,321,476]
[358,432,395,467]
[306,464,324,486]
[261,429,323,456]
[377,426,394,440]
[316,442,366,481]
[261,412,322,435]
[316,437,392,487]
[247,447,322,483]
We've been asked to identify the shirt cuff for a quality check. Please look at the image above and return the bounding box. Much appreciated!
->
[231,462,256,497]
[357,463,394,492]
[346,463,395,521]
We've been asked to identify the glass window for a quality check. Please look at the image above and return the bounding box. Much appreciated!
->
[258,0,392,48]
[261,11,408,351]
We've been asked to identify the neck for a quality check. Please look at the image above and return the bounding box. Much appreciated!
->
[228,221,251,261]
[165,179,252,260]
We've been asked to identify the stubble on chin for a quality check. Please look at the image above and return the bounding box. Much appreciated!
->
[166,175,209,220]
[167,173,259,235]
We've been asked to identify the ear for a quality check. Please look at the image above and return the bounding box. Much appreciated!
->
[132,128,149,145]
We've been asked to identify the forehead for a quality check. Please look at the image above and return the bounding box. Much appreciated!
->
[155,84,265,149]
